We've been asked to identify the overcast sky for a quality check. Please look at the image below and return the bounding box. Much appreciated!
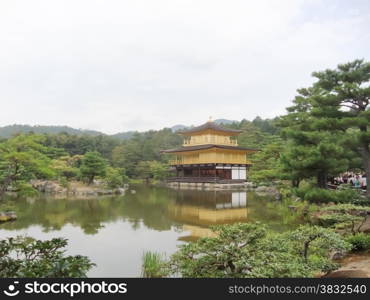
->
[1,0,369,134]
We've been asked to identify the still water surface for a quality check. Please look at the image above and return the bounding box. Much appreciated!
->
[0,185,302,277]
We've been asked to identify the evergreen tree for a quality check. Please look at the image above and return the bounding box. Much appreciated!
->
[80,151,107,184]
[0,135,55,197]
[309,59,370,195]
[279,88,350,188]
[249,138,287,183]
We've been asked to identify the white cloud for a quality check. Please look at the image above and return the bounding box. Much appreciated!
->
[0,0,369,133]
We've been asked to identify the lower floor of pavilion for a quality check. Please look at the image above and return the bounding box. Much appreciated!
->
[168,163,251,183]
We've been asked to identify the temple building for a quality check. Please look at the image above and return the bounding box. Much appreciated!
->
[161,120,257,184]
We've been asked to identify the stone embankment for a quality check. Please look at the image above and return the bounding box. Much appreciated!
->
[0,211,17,223]
[166,181,281,198]
[30,180,127,198]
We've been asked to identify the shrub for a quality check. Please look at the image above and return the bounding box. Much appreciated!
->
[105,167,127,189]
[59,177,70,188]
[346,233,370,251]
[352,196,370,206]
[302,188,359,204]
[169,223,349,278]
[315,204,370,234]
[292,185,312,200]
[317,213,359,228]
[14,182,39,198]
[0,237,94,277]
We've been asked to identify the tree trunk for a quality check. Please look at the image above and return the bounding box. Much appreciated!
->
[88,176,94,185]
[317,172,328,189]
[0,173,16,198]
[292,178,300,188]
[303,241,310,262]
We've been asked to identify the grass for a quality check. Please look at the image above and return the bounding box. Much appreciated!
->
[141,251,167,278]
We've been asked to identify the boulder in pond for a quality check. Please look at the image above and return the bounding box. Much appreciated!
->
[114,188,126,195]
[255,186,280,198]
[0,211,17,222]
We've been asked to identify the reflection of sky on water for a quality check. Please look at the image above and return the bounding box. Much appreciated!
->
[0,222,182,277]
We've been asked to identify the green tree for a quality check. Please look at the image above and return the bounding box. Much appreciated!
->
[135,161,152,182]
[0,135,56,197]
[105,166,128,188]
[0,237,94,277]
[309,59,370,195]
[111,144,127,168]
[279,87,350,188]
[252,116,280,135]
[80,151,107,184]
[50,156,79,179]
[169,223,348,278]
[249,139,287,183]
[287,225,349,265]
[236,122,273,149]
[149,161,170,181]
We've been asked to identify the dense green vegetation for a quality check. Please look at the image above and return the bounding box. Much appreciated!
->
[142,223,350,278]
[0,237,94,277]
[0,124,103,138]
[248,60,369,197]
[0,115,283,197]
[346,233,370,251]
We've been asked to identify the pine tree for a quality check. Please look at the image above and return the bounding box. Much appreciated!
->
[310,60,370,195]
[279,87,350,188]
[80,151,107,184]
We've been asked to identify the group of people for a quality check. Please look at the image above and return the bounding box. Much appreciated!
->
[332,172,367,190]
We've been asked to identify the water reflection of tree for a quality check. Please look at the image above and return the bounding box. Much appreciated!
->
[0,187,303,236]
[0,186,178,234]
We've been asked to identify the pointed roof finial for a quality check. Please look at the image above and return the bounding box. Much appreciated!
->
[208,116,213,122]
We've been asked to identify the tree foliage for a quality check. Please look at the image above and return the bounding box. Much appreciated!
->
[0,237,94,277]
[249,139,287,183]
[279,60,370,192]
[0,135,56,197]
[80,151,107,184]
[169,223,349,278]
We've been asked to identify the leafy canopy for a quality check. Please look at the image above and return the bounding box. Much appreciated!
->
[169,223,349,278]
[0,237,94,278]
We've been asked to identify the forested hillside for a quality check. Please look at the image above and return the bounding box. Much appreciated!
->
[0,125,103,138]
[0,118,245,139]
[0,117,278,196]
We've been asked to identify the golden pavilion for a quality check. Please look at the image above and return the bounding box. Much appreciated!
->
[161,120,257,183]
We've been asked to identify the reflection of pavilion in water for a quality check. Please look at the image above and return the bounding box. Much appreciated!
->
[168,190,248,241]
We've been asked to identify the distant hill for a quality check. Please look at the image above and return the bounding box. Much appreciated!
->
[170,119,237,132]
[213,119,238,125]
[0,118,243,140]
[0,125,104,138]
[110,131,137,140]
[171,124,188,132]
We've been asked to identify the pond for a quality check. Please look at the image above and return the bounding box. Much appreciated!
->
[0,185,303,277]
